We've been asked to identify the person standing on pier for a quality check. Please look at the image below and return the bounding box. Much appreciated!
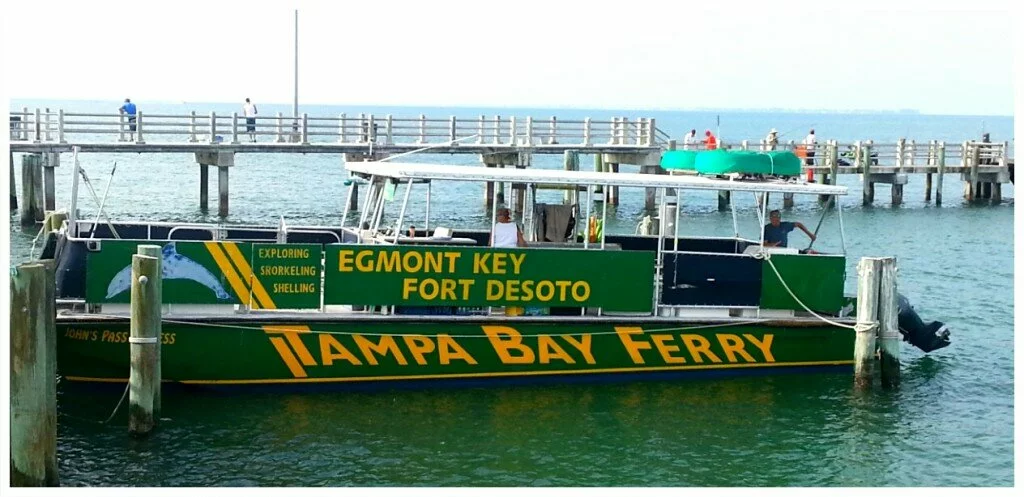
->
[118,98,137,141]
[764,128,779,151]
[704,130,718,150]
[802,129,817,165]
[243,98,258,142]
[683,129,698,150]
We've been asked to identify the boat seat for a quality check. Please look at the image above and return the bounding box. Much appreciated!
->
[742,245,799,256]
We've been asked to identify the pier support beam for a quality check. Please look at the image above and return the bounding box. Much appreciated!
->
[783,192,794,209]
[199,165,209,212]
[642,165,659,210]
[924,173,932,202]
[218,166,229,218]
[349,183,359,212]
[194,151,233,217]
[717,190,730,211]
[10,261,59,487]
[20,153,44,227]
[10,150,17,210]
[860,142,874,206]
[563,151,579,204]
[129,250,162,437]
[936,142,946,206]
[991,182,1002,204]
[42,152,58,211]
[609,163,620,205]
[891,183,904,206]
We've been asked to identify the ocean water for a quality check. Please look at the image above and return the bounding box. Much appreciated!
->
[7,101,1015,486]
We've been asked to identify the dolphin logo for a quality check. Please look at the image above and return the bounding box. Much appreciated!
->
[104,242,233,300]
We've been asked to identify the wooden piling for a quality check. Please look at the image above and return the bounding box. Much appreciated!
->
[925,173,932,202]
[199,164,209,212]
[854,257,881,389]
[218,166,229,217]
[10,149,17,210]
[936,142,945,206]
[42,152,58,211]
[129,252,161,436]
[137,245,163,414]
[21,153,44,226]
[10,262,59,487]
[877,257,900,389]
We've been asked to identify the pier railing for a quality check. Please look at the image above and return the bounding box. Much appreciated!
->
[9,108,659,148]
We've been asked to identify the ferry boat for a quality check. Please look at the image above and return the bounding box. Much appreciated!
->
[42,154,950,389]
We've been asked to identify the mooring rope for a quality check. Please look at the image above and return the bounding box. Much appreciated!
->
[751,250,865,332]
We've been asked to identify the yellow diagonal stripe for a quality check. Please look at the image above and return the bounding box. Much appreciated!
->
[204,241,254,308]
[268,337,308,377]
[263,325,317,366]
[223,242,275,310]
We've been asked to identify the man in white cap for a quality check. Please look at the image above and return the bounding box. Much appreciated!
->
[764,128,779,151]
[802,129,817,165]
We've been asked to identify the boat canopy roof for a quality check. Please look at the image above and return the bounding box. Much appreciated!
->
[346,161,848,196]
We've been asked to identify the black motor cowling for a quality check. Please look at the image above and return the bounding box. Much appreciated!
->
[897,293,951,353]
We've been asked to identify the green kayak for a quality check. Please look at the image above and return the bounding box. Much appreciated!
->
[660,150,699,170]
[693,150,802,176]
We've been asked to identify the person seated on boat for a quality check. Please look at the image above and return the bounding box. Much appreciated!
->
[763,210,817,253]
[490,207,527,248]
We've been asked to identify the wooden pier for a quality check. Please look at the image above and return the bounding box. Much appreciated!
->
[8,107,1014,219]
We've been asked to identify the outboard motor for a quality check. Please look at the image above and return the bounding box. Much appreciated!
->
[897,293,951,352]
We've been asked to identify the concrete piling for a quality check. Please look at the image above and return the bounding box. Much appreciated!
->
[129,250,162,437]
[42,152,58,211]
[199,164,209,212]
[609,163,620,205]
[878,257,900,389]
[218,166,229,217]
[10,262,59,486]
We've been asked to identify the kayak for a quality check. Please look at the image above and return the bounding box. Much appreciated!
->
[693,150,802,176]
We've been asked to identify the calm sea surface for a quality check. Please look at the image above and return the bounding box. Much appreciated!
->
[7,101,1015,486]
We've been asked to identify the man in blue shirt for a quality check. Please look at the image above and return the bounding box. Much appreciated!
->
[118,98,137,141]
[763,209,815,249]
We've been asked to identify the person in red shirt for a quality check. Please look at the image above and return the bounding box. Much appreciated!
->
[704,130,718,150]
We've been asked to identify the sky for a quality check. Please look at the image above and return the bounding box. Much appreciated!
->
[1,0,1018,115]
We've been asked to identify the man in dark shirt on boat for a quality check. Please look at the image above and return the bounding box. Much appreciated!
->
[763,210,816,251]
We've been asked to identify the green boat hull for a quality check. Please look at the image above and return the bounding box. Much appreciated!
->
[56,317,854,387]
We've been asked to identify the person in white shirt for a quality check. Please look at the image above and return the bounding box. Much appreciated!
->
[490,207,527,248]
[242,98,258,142]
[764,128,779,151]
[802,129,817,165]
[682,129,697,150]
